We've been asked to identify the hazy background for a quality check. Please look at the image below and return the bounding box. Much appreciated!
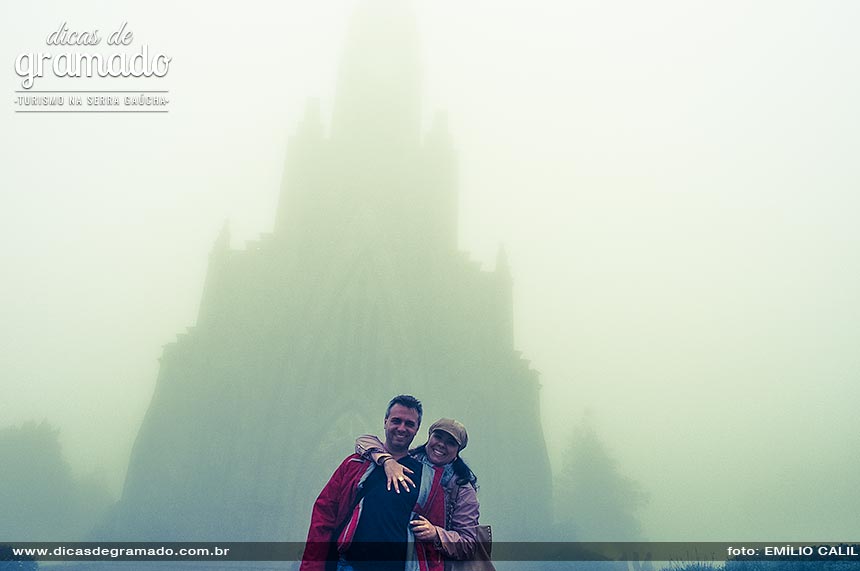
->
[2,0,859,541]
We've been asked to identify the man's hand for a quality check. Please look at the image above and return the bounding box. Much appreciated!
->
[383,458,415,493]
[409,515,439,542]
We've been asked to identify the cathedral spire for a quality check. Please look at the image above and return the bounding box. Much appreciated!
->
[419,109,458,252]
[114,0,552,544]
[275,98,324,239]
[196,220,231,325]
[495,244,511,279]
[330,0,421,148]
[496,244,514,348]
[213,220,230,254]
[296,98,323,141]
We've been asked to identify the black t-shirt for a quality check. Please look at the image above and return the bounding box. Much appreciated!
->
[345,456,424,571]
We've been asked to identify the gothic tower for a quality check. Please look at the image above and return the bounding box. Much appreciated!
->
[107,0,552,542]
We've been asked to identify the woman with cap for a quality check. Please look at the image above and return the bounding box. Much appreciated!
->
[355,418,481,561]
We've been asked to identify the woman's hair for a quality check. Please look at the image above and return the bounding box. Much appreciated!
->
[412,444,479,488]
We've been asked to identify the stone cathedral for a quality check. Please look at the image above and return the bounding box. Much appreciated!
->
[106,0,552,542]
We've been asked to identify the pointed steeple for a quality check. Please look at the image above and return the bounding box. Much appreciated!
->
[417,109,459,253]
[330,0,422,148]
[496,244,514,348]
[115,0,553,544]
[295,98,323,141]
[197,221,231,325]
[273,0,434,257]
[275,98,325,239]
[212,220,230,254]
[495,244,511,279]
[425,110,452,148]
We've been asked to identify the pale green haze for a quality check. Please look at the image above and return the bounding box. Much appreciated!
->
[1,0,859,542]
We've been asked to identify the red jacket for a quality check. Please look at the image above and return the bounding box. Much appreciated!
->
[300,454,447,571]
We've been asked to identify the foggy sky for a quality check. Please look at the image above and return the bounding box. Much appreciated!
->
[2,0,859,540]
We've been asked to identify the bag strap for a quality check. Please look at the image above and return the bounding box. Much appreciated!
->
[445,482,461,530]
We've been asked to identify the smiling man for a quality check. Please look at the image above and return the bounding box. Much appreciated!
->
[354,418,483,565]
[300,395,448,571]
[382,399,421,458]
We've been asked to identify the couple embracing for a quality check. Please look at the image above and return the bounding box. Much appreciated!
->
[300,395,488,571]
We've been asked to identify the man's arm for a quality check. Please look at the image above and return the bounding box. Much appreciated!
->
[355,434,388,464]
[355,434,414,492]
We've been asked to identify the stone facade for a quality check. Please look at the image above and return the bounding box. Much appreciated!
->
[108,0,552,542]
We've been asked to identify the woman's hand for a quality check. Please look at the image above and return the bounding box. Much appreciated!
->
[409,516,439,542]
[383,458,415,493]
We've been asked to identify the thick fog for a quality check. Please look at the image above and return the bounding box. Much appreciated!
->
[2,0,859,541]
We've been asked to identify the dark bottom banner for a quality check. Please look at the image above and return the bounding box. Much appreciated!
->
[1,542,859,563]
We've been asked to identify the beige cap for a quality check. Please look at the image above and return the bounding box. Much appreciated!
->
[428,418,468,450]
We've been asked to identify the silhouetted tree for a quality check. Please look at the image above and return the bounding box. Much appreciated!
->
[555,414,648,541]
[0,421,112,541]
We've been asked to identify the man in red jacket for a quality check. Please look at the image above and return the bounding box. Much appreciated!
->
[300,395,447,571]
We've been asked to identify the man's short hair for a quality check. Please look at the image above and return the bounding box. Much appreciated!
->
[385,394,423,424]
